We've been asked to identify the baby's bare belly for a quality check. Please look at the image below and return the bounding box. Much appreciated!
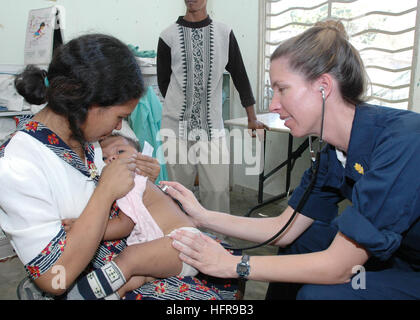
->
[142,181,195,235]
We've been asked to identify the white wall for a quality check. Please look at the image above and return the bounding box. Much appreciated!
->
[0,0,186,64]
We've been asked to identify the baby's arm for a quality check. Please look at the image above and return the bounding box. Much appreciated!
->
[103,211,135,241]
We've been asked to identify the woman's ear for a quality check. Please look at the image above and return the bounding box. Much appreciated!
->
[315,74,333,98]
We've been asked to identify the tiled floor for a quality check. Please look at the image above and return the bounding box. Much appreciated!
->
[0,186,286,300]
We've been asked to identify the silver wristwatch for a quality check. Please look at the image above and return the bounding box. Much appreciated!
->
[236,255,250,279]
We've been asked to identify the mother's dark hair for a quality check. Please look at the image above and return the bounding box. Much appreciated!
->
[15,34,145,143]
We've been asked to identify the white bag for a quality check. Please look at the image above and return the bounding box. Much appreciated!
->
[0,74,24,112]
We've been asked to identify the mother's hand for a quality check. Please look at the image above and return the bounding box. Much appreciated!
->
[97,157,136,200]
[169,229,238,279]
[134,152,160,182]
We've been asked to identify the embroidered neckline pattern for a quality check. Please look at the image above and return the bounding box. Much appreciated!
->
[16,116,99,184]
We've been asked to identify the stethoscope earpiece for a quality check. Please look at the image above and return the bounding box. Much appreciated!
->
[319,87,325,99]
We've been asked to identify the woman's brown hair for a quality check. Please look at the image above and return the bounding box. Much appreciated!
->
[271,20,368,105]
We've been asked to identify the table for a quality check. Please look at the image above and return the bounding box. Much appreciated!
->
[224,113,310,216]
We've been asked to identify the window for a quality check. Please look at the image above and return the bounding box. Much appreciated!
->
[258,0,419,111]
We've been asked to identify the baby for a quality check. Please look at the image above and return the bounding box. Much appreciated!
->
[100,134,199,250]
[64,134,203,299]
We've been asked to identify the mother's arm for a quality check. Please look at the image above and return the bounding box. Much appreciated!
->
[34,158,136,295]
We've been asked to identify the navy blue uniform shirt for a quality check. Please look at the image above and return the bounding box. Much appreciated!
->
[289,104,420,268]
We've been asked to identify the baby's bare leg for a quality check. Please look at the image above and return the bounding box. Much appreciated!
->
[114,236,183,281]
[66,237,179,300]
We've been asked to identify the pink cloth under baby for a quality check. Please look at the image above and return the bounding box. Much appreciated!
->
[116,175,164,246]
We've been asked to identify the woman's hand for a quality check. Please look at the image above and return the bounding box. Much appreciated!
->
[134,152,160,182]
[159,181,207,227]
[97,157,136,201]
[169,229,238,278]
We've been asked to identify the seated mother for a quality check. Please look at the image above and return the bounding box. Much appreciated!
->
[0,34,236,300]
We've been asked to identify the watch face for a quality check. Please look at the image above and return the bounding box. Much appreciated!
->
[237,263,249,277]
[237,264,247,274]
[237,255,250,278]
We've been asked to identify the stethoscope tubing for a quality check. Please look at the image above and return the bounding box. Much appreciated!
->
[229,89,326,251]
[229,151,321,251]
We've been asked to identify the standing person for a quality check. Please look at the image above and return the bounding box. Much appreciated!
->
[0,34,230,300]
[157,0,265,213]
[164,20,420,300]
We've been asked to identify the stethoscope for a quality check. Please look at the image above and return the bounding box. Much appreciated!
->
[161,87,327,251]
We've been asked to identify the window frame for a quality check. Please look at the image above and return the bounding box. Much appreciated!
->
[257,0,420,112]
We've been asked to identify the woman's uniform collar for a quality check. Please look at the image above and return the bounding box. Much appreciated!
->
[345,104,379,180]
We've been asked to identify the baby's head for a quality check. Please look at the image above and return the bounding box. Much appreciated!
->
[100,134,140,164]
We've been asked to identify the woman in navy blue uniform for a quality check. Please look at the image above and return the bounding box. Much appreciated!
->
[165,20,420,299]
